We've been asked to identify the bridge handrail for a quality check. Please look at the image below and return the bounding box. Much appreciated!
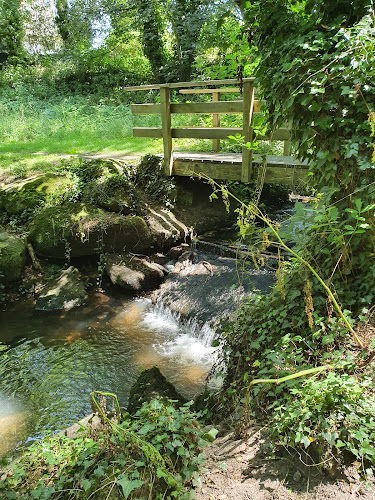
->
[124,79,289,182]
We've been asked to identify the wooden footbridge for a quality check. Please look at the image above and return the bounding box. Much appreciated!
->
[125,79,308,185]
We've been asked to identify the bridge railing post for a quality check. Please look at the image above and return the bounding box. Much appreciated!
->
[160,85,173,176]
[241,81,255,183]
[212,91,220,152]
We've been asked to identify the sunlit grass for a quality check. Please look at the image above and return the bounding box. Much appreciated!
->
[0,95,165,181]
[0,93,260,183]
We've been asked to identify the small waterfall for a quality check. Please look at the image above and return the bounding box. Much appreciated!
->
[150,300,216,348]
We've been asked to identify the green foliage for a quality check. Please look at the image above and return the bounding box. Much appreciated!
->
[0,0,25,64]
[247,0,375,308]
[135,155,176,207]
[0,399,210,499]
[272,372,375,468]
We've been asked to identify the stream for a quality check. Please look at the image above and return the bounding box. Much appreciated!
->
[0,291,221,454]
[0,229,282,455]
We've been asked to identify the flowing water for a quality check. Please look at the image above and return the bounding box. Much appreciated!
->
[0,293,218,454]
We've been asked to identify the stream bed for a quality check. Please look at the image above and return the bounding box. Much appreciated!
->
[0,245,277,456]
[0,292,218,454]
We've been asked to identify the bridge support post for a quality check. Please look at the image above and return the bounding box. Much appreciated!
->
[212,91,220,152]
[160,85,173,176]
[241,81,255,183]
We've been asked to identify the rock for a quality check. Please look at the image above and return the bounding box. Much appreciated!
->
[167,245,186,260]
[127,366,186,414]
[35,266,88,311]
[173,177,236,234]
[105,254,167,292]
[146,207,188,249]
[0,232,27,282]
[0,174,74,215]
[82,175,136,214]
[29,203,151,259]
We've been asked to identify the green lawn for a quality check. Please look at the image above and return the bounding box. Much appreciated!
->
[0,94,244,183]
[0,95,163,182]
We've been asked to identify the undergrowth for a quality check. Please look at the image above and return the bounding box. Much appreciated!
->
[0,399,211,500]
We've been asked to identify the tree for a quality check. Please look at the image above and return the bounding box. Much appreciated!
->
[244,0,375,305]
[165,0,210,81]
[0,0,24,64]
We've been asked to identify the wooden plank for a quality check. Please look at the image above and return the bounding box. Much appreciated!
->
[173,159,309,185]
[173,152,308,167]
[179,88,241,94]
[212,91,220,151]
[160,87,173,176]
[132,100,262,115]
[133,127,243,139]
[133,127,163,138]
[253,100,262,113]
[131,103,161,115]
[124,78,255,91]
[171,101,244,114]
[241,81,255,182]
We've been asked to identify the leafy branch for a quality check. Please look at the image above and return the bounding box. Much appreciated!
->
[195,173,364,349]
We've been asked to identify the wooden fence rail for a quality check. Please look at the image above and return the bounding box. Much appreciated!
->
[125,79,306,185]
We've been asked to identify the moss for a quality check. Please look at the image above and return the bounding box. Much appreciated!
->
[82,174,138,214]
[29,202,151,259]
[0,232,27,282]
[0,173,74,215]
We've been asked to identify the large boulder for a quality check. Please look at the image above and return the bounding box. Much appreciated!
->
[29,203,151,259]
[0,231,27,282]
[127,366,186,414]
[173,177,236,234]
[82,175,137,214]
[35,266,88,311]
[105,253,167,291]
[0,174,74,215]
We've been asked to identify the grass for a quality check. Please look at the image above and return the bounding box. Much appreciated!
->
[0,95,163,182]
[0,93,281,183]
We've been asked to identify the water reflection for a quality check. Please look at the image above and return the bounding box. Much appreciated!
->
[0,293,217,453]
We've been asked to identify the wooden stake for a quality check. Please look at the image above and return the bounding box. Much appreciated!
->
[241,82,255,183]
[212,91,220,152]
[160,86,173,176]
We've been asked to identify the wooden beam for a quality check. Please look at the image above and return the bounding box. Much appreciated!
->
[212,91,220,151]
[124,78,255,91]
[171,101,244,114]
[131,103,161,114]
[172,159,309,185]
[133,127,163,137]
[179,88,241,94]
[160,87,173,176]
[254,128,291,141]
[132,100,262,115]
[133,127,244,139]
[241,81,255,183]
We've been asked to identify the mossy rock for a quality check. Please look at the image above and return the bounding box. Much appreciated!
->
[127,367,186,414]
[0,174,74,215]
[0,232,27,282]
[35,266,88,311]
[29,203,151,259]
[105,253,167,291]
[82,175,137,214]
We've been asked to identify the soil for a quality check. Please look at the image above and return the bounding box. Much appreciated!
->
[194,427,375,500]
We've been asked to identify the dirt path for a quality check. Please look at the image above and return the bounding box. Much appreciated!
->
[194,427,375,500]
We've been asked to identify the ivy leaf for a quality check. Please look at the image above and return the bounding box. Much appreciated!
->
[81,479,92,491]
[202,428,219,443]
[117,476,144,499]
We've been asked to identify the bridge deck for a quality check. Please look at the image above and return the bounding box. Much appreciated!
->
[172,152,309,185]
